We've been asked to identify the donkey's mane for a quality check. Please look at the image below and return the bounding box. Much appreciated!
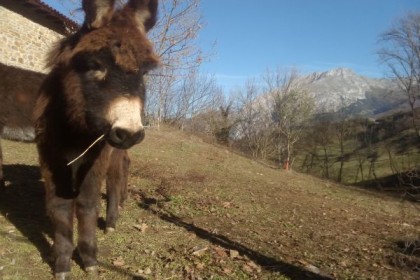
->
[47,11,159,72]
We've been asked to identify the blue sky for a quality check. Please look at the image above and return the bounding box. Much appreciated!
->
[197,0,420,91]
[45,0,419,91]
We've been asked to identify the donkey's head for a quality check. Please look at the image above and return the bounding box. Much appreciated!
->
[49,0,159,149]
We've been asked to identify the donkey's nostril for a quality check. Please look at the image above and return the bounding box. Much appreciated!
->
[135,128,145,143]
[109,127,145,149]
[110,128,128,144]
[115,128,127,142]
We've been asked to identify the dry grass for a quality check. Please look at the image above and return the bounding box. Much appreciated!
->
[0,126,419,279]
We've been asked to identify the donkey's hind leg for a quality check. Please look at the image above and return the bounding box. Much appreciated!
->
[119,152,130,207]
[105,150,129,232]
[0,137,5,193]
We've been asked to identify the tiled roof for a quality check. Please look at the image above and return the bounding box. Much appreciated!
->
[7,0,79,34]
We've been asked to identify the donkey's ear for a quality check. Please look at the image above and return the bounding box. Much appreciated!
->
[126,0,158,33]
[82,0,116,29]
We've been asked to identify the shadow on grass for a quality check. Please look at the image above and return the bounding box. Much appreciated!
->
[353,170,420,202]
[0,164,143,280]
[395,240,420,257]
[388,239,420,274]
[0,164,52,266]
[138,193,333,280]
[98,261,147,280]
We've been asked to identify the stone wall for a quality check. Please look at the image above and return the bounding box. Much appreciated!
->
[0,5,62,73]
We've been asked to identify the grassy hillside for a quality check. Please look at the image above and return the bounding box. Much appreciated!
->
[0,127,419,279]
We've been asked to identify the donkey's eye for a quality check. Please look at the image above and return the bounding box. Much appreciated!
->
[73,53,105,73]
[86,60,102,71]
[90,69,107,81]
[113,41,122,48]
[83,59,107,81]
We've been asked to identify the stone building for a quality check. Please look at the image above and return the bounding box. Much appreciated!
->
[0,0,77,142]
[0,0,78,73]
[0,0,77,189]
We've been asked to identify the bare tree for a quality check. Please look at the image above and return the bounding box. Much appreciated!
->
[378,12,420,137]
[144,66,176,126]
[333,105,354,182]
[146,0,208,126]
[235,80,260,157]
[309,115,335,179]
[234,80,275,159]
[265,69,315,170]
[172,70,219,129]
[207,93,238,145]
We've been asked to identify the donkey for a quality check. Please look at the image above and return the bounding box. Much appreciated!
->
[0,53,128,233]
[33,0,159,278]
[0,64,45,190]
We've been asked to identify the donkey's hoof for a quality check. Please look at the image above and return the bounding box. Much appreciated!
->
[55,272,70,280]
[86,266,99,279]
[105,227,115,234]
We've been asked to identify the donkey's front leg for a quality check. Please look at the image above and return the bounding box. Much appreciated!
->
[0,138,5,192]
[76,180,100,275]
[48,196,74,280]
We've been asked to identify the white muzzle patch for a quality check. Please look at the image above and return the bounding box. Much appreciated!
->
[106,96,143,132]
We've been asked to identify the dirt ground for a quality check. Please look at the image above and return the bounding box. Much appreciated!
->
[0,127,419,279]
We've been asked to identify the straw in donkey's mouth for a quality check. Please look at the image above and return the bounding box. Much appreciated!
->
[67,134,105,166]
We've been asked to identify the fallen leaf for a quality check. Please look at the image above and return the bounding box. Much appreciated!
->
[214,246,228,258]
[184,265,192,273]
[297,259,309,266]
[247,260,261,272]
[192,246,208,256]
[242,264,253,273]
[305,264,321,274]
[112,257,125,267]
[196,262,205,269]
[229,249,239,259]
[223,267,232,275]
[133,223,148,233]
[222,201,232,208]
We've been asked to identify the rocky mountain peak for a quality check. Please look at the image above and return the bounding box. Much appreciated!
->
[324,67,355,77]
[298,68,398,112]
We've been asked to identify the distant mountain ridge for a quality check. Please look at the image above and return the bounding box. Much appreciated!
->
[298,67,406,117]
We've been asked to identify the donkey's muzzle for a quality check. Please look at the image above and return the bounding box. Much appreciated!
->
[108,126,145,149]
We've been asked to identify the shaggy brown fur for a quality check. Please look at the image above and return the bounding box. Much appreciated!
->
[33,0,159,278]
